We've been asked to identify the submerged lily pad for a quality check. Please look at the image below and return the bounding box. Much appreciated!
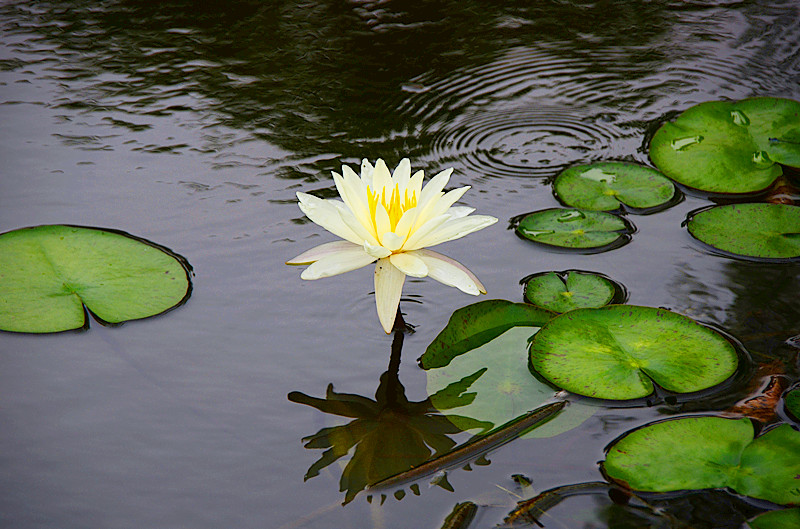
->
[418,300,553,370]
[650,97,800,194]
[515,208,633,251]
[523,271,619,313]
[686,203,800,260]
[553,162,676,212]
[427,326,596,439]
[0,225,192,333]
[529,306,738,400]
[748,508,800,529]
[603,417,800,506]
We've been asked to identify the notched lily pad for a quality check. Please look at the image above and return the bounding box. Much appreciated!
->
[514,208,634,252]
[528,305,739,400]
[0,225,192,333]
[650,97,800,194]
[686,203,800,261]
[522,270,624,313]
[553,162,677,212]
[603,416,800,506]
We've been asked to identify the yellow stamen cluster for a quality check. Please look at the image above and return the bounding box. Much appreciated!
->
[367,183,417,231]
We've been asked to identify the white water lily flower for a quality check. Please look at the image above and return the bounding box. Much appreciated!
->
[286,158,498,333]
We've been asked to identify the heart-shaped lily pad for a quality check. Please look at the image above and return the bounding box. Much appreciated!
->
[686,203,800,260]
[0,225,192,333]
[748,508,800,529]
[419,300,554,369]
[603,417,800,506]
[553,162,677,212]
[515,208,633,251]
[650,97,800,194]
[523,270,621,313]
[427,326,596,439]
[529,306,738,400]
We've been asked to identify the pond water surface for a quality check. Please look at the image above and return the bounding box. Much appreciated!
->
[1,1,799,528]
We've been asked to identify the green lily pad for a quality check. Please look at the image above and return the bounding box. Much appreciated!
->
[529,306,738,400]
[650,97,800,194]
[515,208,633,251]
[553,162,676,212]
[523,270,620,313]
[427,326,596,439]
[0,225,192,333]
[686,203,800,260]
[603,417,800,506]
[785,387,800,422]
[418,300,554,370]
[748,508,800,529]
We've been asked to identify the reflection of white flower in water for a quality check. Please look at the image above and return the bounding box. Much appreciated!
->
[287,158,498,333]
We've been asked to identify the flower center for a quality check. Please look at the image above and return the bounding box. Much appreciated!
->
[367,183,417,231]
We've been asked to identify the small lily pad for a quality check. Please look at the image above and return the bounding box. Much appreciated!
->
[418,300,554,369]
[603,417,800,506]
[748,508,800,529]
[650,97,800,194]
[427,326,596,439]
[0,225,192,333]
[686,203,800,260]
[529,306,738,400]
[515,208,633,251]
[553,162,676,212]
[523,270,620,313]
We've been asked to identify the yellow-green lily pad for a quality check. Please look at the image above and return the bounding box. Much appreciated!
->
[523,270,621,313]
[0,225,192,333]
[748,508,800,529]
[650,97,800,194]
[686,203,800,260]
[603,417,800,506]
[528,306,738,400]
[553,162,677,212]
[515,208,633,251]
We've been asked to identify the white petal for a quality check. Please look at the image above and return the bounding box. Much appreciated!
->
[382,232,404,252]
[364,241,392,259]
[389,252,428,278]
[393,206,419,242]
[333,201,380,246]
[393,158,411,190]
[446,206,475,219]
[374,258,406,333]
[408,170,425,198]
[286,240,361,265]
[374,202,392,243]
[300,246,377,280]
[360,159,374,184]
[371,159,392,194]
[416,167,452,210]
[402,213,452,251]
[429,186,470,218]
[297,192,362,245]
[413,249,486,294]
[412,215,498,248]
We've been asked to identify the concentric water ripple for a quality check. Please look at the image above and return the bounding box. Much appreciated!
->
[430,107,630,179]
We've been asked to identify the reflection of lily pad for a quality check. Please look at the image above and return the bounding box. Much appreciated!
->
[650,97,800,194]
[418,300,553,369]
[0,225,192,333]
[553,162,676,212]
[427,327,595,438]
[529,306,738,400]
[748,508,800,529]
[515,208,633,251]
[686,203,800,260]
[603,417,800,506]
[523,271,618,313]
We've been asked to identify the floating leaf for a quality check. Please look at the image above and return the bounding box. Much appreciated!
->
[418,300,554,369]
[529,306,738,400]
[650,97,800,194]
[748,508,800,529]
[523,270,620,313]
[553,162,676,212]
[603,417,800,506]
[427,327,596,439]
[785,387,800,422]
[686,203,800,260]
[0,225,192,333]
[515,208,633,251]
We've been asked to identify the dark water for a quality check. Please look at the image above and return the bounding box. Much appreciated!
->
[1,1,799,528]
